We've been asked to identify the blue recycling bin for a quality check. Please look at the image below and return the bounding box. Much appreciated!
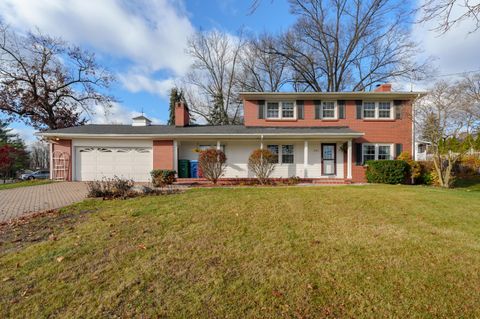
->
[189,160,199,178]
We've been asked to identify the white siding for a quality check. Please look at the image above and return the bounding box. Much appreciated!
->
[177,140,346,179]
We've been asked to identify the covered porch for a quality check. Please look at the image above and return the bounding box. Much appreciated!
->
[173,137,357,181]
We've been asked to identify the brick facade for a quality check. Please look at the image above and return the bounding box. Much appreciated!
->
[243,99,413,182]
[153,140,174,170]
[51,139,72,181]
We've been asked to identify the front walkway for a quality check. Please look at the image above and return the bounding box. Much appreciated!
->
[0,182,88,223]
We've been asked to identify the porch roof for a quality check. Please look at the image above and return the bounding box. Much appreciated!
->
[38,124,364,139]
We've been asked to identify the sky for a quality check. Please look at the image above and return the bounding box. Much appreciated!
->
[0,0,479,144]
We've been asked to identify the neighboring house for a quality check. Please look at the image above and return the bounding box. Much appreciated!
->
[39,84,425,183]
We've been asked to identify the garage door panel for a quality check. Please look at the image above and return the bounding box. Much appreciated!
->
[75,146,153,182]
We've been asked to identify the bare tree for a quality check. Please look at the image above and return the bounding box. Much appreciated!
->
[418,0,480,34]
[29,141,49,169]
[0,25,114,130]
[416,79,479,187]
[266,0,429,92]
[182,30,245,125]
[236,35,288,92]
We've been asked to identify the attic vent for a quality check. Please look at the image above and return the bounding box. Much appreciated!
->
[132,115,152,126]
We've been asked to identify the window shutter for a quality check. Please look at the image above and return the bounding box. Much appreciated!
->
[258,100,265,119]
[356,100,363,119]
[296,100,304,119]
[338,100,345,119]
[395,143,403,158]
[314,100,321,119]
[394,100,402,119]
[355,143,363,165]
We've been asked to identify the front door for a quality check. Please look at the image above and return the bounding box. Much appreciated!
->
[322,144,336,176]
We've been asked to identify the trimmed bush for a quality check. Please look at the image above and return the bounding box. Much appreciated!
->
[150,169,176,187]
[365,160,410,184]
[248,149,276,184]
[199,149,227,184]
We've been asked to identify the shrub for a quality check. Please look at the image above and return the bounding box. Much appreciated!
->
[365,160,410,184]
[150,169,176,187]
[198,149,227,184]
[86,176,134,198]
[248,149,276,184]
[285,176,302,185]
[397,152,421,184]
[417,161,439,186]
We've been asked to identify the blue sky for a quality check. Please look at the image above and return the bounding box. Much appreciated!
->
[0,0,479,144]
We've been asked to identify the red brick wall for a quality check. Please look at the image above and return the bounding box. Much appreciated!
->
[244,99,413,182]
[175,102,190,127]
[52,139,72,181]
[153,140,174,170]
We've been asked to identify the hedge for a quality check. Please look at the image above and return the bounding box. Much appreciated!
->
[365,160,410,184]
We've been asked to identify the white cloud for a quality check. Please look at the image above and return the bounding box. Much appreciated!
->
[89,102,163,125]
[412,1,480,75]
[10,126,37,145]
[118,72,175,97]
[0,0,195,76]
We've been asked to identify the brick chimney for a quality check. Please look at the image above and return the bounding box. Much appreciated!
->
[374,83,392,92]
[175,101,190,127]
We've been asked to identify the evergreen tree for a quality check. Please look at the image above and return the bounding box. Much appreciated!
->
[168,88,187,125]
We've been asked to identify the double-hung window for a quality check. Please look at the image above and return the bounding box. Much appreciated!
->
[321,101,336,119]
[267,145,279,163]
[267,144,294,164]
[362,144,393,163]
[266,101,296,120]
[363,101,393,119]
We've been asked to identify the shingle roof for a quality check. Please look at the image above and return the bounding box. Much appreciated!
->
[39,124,363,137]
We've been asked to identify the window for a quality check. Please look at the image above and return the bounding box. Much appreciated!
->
[378,102,391,118]
[362,144,392,163]
[282,102,294,118]
[267,102,279,118]
[322,101,336,119]
[363,101,393,119]
[282,145,294,164]
[267,144,294,164]
[266,101,296,119]
[363,102,376,118]
[267,145,279,163]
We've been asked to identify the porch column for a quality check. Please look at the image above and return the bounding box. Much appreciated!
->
[260,135,264,150]
[347,139,352,179]
[173,140,178,175]
[49,141,53,180]
[304,140,308,178]
[216,140,221,150]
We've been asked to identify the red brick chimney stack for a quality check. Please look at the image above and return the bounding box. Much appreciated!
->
[374,83,392,92]
[175,101,190,127]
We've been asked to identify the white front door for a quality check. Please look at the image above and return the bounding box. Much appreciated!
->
[322,144,336,176]
[75,147,153,182]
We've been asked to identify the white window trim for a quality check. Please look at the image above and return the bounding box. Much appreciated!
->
[321,101,338,120]
[362,101,394,120]
[266,101,297,120]
[267,144,295,164]
[362,143,394,163]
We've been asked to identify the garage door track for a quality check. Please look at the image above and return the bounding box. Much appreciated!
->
[0,182,88,223]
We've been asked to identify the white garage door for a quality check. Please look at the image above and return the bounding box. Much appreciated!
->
[75,147,153,182]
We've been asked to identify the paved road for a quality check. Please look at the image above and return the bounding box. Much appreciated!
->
[0,182,88,223]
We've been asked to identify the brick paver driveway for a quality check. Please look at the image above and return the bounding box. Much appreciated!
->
[0,182,88,223]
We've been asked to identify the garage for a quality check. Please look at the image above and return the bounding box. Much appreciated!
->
[75,147,153,182]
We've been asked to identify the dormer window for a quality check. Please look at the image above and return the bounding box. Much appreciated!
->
[267,101,296,120]
[362,101,393,119]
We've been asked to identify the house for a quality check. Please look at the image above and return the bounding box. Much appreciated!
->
[39,84,425,183]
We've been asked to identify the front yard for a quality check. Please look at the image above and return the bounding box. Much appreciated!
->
[1,185,480,318]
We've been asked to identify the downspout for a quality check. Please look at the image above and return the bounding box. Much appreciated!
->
[412,93,421,161]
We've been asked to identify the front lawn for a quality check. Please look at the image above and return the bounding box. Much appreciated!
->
[0,179,54,190]
[1,185,480,318]
[454,176,480,191]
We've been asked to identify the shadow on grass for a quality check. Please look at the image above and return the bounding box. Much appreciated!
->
[454,176,480,191]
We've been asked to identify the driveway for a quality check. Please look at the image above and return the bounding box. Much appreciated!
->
[0,182,88,223]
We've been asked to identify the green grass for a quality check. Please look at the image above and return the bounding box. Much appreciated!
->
[0,179,54,190]
[454,176,480,191]
[1,185,480,318]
